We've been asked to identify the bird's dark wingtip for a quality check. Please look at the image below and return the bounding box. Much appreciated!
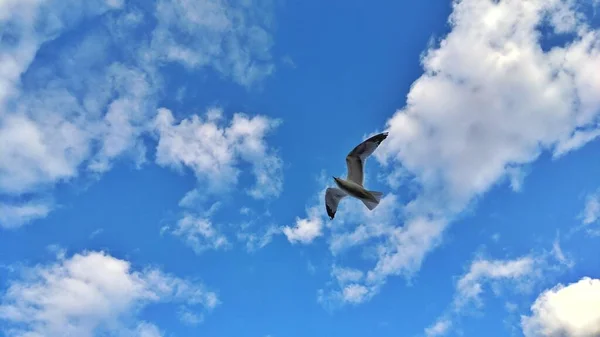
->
[326,204,335,220]
[369,131,389,144]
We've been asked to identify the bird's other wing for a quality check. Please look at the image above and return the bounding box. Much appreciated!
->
[345,132,389,185]
[325,187,348,220]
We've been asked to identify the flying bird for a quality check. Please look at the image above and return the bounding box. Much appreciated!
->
[325,132,389,220]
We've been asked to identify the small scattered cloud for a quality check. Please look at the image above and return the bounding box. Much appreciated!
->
[0,250,219,336]
[165,214,230,255]
[178,307,204,326]
[0,201,52,229]
[521,277,600,337]
[237,224,280,252]
[282,207,324,244]
[425,318,452,337]
[89,228,104,239]
[551,235,574,269]
[281,55,297,68]
[318,265,378,308]
[131,322,163,337]
[571,190,600,237]
[505,302,518,313]
[581,191,600,225]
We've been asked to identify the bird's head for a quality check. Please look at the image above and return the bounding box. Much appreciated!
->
[332,176,344,188]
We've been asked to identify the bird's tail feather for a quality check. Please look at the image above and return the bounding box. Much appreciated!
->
[369,190,383,202]
[361,190,383,211]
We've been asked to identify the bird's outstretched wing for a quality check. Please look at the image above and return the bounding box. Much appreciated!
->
[345,132,389,185]
[325,187,348,220]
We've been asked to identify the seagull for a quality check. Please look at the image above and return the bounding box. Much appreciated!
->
[325,132,389,220]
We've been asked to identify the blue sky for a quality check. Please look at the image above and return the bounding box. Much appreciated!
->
[1,0,600,336]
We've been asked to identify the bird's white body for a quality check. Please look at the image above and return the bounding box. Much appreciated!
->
[333,177,377,203]
[325,132,389,219]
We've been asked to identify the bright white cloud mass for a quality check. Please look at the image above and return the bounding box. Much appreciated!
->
[0,251,218,337]
[154,107,282,199]
[289,0,600,309]
[1,0,600,336]
[522,277,600,337]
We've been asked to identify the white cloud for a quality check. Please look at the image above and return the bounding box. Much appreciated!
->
[237,224,280,252]
[454,257,537,309]
[0,201,52,229]
[424,243,572,337]
[0,250,218,337]
[165,214,230,254]
[551,236,574,268]
[0,1,155,227]
[282,207,324,244]
[573,190,600,236]
[341,284,370,304]
[132,322,163,337]
[581,191,600,225]
[297,0,600,304]
[154,107,283,199]
[318,265,377,307]
[0,0,281,228]
[178,308,204,326]
[521,277,600,337]
[331,265,364,284]
[150,0,276,87]
[425,318,452,337]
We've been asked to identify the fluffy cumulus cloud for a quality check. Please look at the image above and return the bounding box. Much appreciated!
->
[0,0,279,229]
[521,277,600,337]
[290,0,600,306]
[371,0,600,285]
[0,251,219,337]
[154,107,283,198]
[282,206,324,244]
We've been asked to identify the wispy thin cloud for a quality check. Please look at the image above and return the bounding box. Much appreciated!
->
[424,240,573,336]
